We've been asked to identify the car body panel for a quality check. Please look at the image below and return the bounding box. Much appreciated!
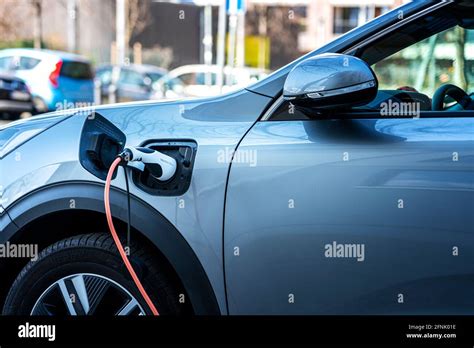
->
[225,117,474,314]
[1,89,273,313]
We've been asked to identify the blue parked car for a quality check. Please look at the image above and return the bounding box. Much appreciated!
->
[0,0,473,316]
[0,49,94,113]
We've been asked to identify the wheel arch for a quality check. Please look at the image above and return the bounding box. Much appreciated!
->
[0,181,221,315]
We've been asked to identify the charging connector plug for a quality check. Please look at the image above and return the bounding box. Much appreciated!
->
[119,147,177,181]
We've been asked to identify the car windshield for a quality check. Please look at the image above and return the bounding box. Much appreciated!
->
[61,61,94,79]
[147,72,165,83]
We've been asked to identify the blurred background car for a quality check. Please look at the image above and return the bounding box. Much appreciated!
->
[0,73,33,120]
[151,64,268,99]
[0,48,94,113]
[0,0,404,120]
[95,64,168,103]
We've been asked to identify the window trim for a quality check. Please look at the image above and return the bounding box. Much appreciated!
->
[330,110,474,120]
[342,0,451,56]
[261,96,284,121]
[265,103,474,121]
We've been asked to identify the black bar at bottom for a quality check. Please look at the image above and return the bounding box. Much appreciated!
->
[0,315,473,346]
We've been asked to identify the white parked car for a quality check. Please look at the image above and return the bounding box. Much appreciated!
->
[151,64,268,99]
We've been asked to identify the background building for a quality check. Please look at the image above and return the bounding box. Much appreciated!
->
[0,0,409,70]
[304,0,406,51]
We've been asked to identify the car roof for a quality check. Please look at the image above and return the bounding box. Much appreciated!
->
[133,64,168,74]
[0,48,90,63]
[159,65,267,83]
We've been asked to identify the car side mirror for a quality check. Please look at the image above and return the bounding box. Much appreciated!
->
[283,53,378,109]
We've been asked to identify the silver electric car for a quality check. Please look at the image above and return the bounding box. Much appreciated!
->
[1,0,473,315]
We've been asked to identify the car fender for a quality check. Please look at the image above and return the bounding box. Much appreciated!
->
[1,180,221,315]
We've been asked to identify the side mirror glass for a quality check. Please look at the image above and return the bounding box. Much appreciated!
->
[283,53,378,109]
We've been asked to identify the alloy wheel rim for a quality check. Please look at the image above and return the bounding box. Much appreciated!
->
[31,273,146,316]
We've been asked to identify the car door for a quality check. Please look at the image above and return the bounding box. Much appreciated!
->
[224,11,474,315]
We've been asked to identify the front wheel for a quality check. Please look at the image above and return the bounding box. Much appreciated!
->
[3,233,186,316]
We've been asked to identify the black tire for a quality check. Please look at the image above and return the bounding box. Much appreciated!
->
[3,233,187,316]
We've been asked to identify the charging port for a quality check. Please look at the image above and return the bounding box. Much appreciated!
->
[132,140,197,196]
[79,113,126,180]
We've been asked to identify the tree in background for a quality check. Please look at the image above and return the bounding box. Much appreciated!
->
[453,26,468,90]
[126,0,151,63]
[0,0,45,49]
[31,0,43,49]
[127,0,150,44]
[0,0,26,44]
[246,5,304,70]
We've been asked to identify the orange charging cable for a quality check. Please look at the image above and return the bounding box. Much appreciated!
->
[104,156,159,315]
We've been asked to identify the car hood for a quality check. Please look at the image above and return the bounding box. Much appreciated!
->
[1,88,272,208]
[89,89,272,143]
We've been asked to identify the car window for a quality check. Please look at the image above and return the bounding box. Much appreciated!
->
[371,26,474,99]
[119,69,145,86]
[176,72,220,86]
[224,73,239,85]
[353,5,474,110]
[269,4,474,121]
[161,76,185,93]
[333,7,360,35]
[177,73,200,85]
[0,56,13,70]
[11,56,41,70]
[96,67,113,85]
[147,72,165,84]
[61,61,94,79]
[200,72,217,85]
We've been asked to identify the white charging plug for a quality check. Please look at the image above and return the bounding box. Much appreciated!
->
[121,146,177,181]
